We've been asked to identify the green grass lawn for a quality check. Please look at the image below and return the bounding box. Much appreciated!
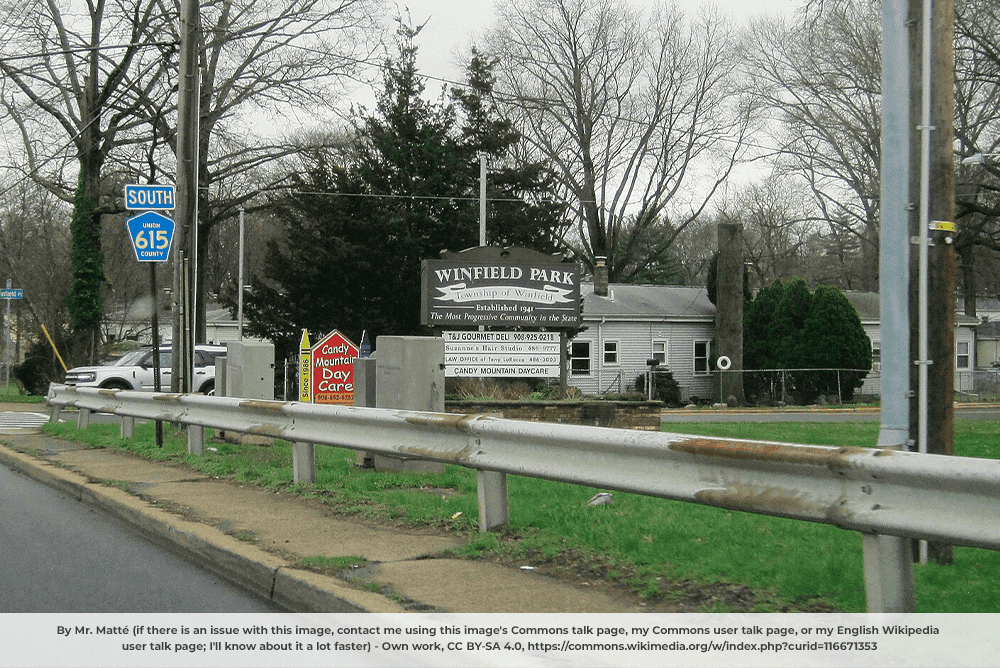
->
[36,415,1000,613]
[0,384,45,403]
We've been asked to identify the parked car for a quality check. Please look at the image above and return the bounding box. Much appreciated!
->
[63,345,226,394]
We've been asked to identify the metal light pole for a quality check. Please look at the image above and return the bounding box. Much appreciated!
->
[866,0,915,613]
[479,152,487,247]
[238,207,245,341]
[962,153,1000,166]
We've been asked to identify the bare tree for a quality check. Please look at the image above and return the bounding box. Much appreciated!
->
[0,0,174,360]
[954,0,1000,316]
[747,1,883,291]
[0,0,385,353]
[0,179,73,341]
[484,0,755,282]
[142,0,386,340]
[719,174,818,289]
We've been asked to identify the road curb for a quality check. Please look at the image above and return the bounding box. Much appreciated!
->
[0,443,404,614]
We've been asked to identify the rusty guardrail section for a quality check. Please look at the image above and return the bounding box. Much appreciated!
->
[46,384,1000,554]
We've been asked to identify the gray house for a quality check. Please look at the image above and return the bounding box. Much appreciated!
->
[568,281,716,401]
[567,286,980,402]
[843,292,978,395]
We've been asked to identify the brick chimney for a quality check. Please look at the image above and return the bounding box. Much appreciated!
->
[594,256,609,296]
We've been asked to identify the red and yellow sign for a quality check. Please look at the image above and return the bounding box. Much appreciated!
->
[310,329,359,405]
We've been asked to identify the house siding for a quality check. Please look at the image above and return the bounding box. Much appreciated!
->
[858,321,976,397]
[569,320,715,399]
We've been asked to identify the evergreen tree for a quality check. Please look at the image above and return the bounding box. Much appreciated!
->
[743,279,871,403]
[241,153,394,360]
[451,51,568,253]
[795,284,872,401]
[240,22,567,362]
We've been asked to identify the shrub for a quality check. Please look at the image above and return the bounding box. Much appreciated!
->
[634,370,682,406]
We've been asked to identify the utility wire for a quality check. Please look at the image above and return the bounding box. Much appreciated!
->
[0,41,177,63]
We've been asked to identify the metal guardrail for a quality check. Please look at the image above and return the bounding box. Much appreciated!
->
[45,383,1000,612]
[46,384,1000,552]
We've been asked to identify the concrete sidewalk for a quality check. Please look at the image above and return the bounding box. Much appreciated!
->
[0,427,650,614]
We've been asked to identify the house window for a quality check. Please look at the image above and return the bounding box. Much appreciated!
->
[652,340,668,365]
[693,340,710,375]
[603,340,619,365]
[957,341,970,369]
[570,340,592,375]
[872,341,881,372]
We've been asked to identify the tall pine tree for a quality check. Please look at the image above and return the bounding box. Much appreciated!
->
[241,21,566,361]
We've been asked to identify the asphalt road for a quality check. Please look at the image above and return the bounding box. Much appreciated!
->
[0,462,282,613]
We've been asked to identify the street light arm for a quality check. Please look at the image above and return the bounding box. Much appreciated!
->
[961,152,1000,165]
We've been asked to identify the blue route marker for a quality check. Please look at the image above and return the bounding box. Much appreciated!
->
[126,211,176,263]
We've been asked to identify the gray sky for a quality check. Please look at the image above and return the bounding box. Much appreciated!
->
[396,0,799,86]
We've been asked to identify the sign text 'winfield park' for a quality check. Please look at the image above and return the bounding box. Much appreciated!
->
[421,247,581,329]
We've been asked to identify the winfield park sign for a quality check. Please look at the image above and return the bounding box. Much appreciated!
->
[421,247,581,329]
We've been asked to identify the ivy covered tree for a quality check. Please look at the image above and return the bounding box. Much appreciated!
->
[65,176,105,359]
[743,278,871,403]
[240,22,567,362]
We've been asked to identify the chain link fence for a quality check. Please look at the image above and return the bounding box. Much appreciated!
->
[716,367,879,405]
[956,369,1000,401]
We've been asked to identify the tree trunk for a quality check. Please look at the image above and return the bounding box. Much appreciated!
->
[957,243,977,318]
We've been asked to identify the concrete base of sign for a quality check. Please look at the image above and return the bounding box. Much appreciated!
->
[372,336,445,474]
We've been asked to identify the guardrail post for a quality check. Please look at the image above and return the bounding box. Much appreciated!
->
[292,442,316,484]
[862,533,915,612]
[353,356,378,469]
[120,416,135,439]
[477,470,509,532]
[49,404,61,424]
[77,408,90,429]
[188,424,205,455]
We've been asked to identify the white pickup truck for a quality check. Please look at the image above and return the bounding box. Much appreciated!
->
[63,345,226,394]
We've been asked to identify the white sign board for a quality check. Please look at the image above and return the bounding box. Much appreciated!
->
[443,331,561,378]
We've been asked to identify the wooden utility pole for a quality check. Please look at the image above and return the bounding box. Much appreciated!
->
[171,0,201,393]
[908,0,955,564]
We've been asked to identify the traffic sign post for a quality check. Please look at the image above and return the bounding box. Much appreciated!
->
[2,279,20,386]
[126,211,176,263]
[124,184,176,404]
